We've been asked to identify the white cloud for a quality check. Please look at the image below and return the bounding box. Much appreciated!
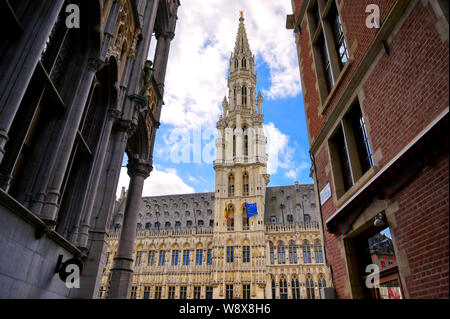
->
[155,0,301,130]
[264,122,310,180]
[116,166,195,198]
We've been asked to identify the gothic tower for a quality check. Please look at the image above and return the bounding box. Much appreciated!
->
[212,12,270,299]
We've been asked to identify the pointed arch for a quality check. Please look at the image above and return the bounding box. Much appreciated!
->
[303,240,311,263]
[226,203,234,231]
[306,274,315,299]
[242,204,249,230]
[243,170,249,196]
[228,173,235,197]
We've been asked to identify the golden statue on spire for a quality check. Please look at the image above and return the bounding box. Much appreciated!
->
[239,10,244,22]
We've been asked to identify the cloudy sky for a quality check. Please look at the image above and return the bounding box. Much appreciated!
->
[116,0,312,198]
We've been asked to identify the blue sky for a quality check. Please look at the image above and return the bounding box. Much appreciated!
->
[117,1,312,198]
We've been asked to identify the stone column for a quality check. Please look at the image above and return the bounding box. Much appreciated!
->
[73,118,134,299]
[38,59,103,223]
[108,158,152,299]
[0,1,65,164]
[75,108,121,249]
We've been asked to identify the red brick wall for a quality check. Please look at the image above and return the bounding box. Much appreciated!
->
[292,0,449,298]
[391,153,449,298]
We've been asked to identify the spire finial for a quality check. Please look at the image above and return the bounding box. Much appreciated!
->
[239,10,244,22]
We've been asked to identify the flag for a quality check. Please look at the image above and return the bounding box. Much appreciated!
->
[246,203,258,218]
[224,207,229,224]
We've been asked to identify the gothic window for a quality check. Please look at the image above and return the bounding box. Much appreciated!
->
[143,286,151,299]
[194,286,201,299]
[242,206,249,231]
[182,249,190,266]
[306,274,315,299]
[207,249,212,265]
[168,287,175,299]
[186,220,192,228]
[158,250,166,266]
[243,128,249,157]
[269,242,274,265]
[303,241,312,264]
[235,59,239,71]
[289,242,298,264]
[279,276,288,299]
[241,86,247,105]
[198,220,204,227]
[243,284,250,299]
[242,58,247,69]
[154,286,162,299]
[228,174,235,197]
[175,221,181,228]
[243,171,249,196]
[206,287,213,299]
[171,250,179,266]
[278,242,286,264]
[130,286,137,299]
[226,204,234,231]
[271,277,276,299]
[292,275,301,299]
[226,285,234,299]
[145,222,151,229]
[165,222,171,228]
[135,251,144,266]
[196,249,203,265]
[180,286,187,299]
[154,221,161,229]
[226,246,234,263]
[243,246,250,263]
[148,250,155,266]
[315,240,323,263]
[318,274,327,296]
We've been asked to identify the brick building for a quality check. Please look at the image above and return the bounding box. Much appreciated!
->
[286,0,448,298]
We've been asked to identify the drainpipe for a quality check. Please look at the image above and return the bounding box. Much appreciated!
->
[309,151,334,286]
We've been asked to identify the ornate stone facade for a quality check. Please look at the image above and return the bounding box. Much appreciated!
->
[100,14,331,299]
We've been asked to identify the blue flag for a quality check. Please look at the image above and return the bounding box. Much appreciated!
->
[246,203,258,218]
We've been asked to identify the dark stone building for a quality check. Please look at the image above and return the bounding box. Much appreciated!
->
[0,0,179,298]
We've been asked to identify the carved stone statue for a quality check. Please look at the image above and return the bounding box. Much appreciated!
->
[140,60,155,95]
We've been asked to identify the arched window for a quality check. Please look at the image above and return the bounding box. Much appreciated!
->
[271,276,276,299]
[269,242,274,265]
[243,127,248,157]
[198,220,204,227]
[318,274,326,299]
[315,240,323,263]
[279,276,288,299]
[289,242,297,264]
[291,275,300,299]
[278,242,286,264]
[242,58,247,69]
[226,204,234,231]
[242,205,249,230]
[306,274,315,299]
[303,240,311,264]
[228,174,235,197]
[243,171,249,196]
[234,59,238,71]
[241,86,247,105]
